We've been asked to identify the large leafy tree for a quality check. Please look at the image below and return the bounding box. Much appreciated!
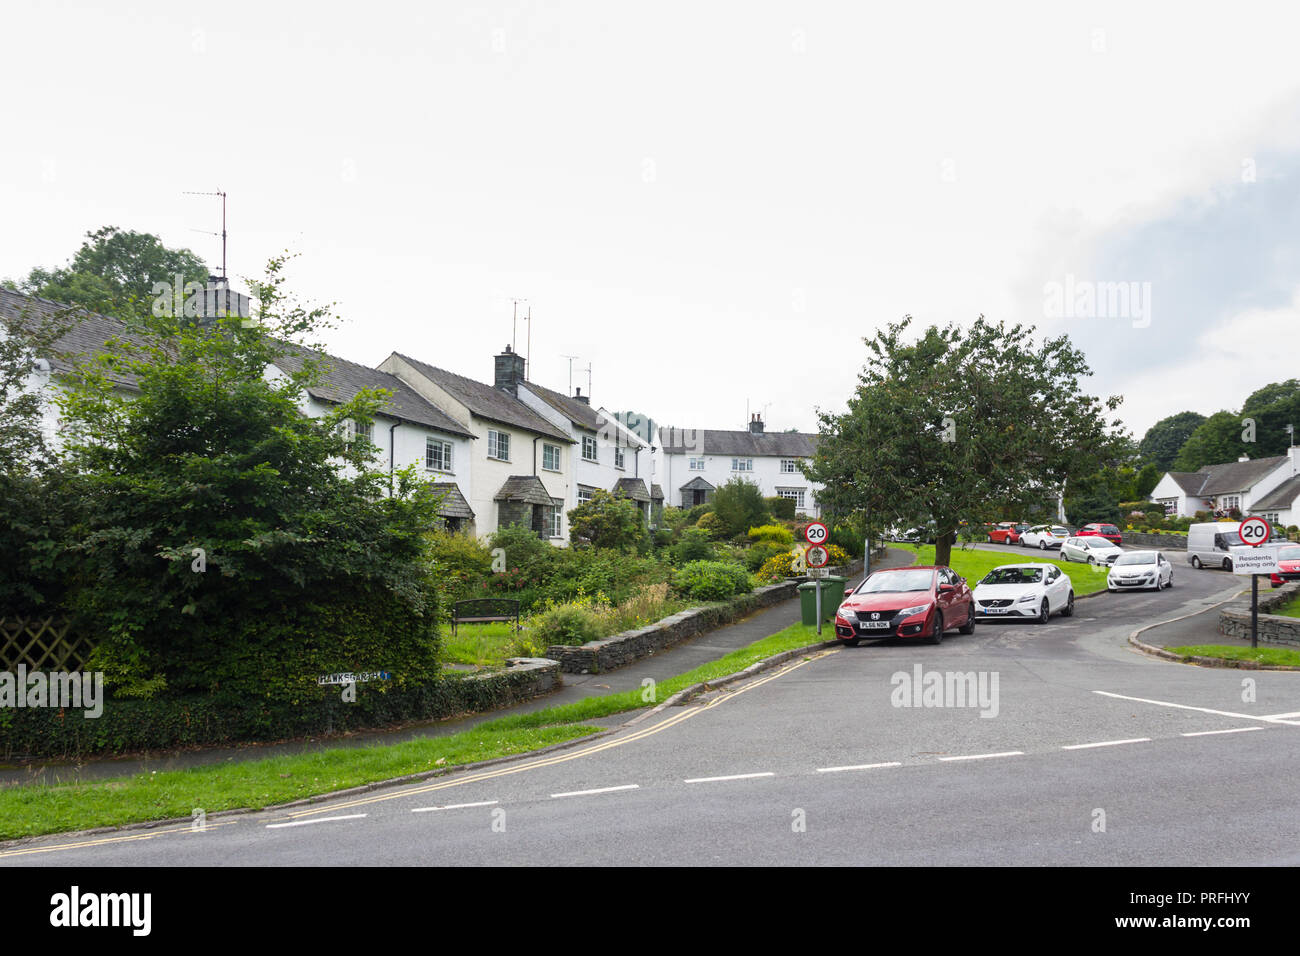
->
[54,256,445,704]
[807,316,1125,567]
[1242,379,1300,457]
[5,226,210,321]
[1171,410,1244,471]
[711,477,770,538]
[1138,410,1206,472]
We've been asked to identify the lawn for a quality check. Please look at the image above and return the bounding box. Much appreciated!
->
[441,621,534,667]
[1163,644,1300,667]
[0,622,828,841]
[893,544,1110,596]
[1271,593,1300,619]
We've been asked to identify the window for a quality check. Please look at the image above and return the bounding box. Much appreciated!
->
[425,438,453,472]
[547,504,563,538]
[731,458,753,472]
[1221,495,1241,511]
[577,485,597,505]
[542,443,561,471]
[614,447,625,469]
[689,457,705,471]
[488,430,510,461]
[780,459,799,473]
[355,420,373,443]
[582,436,598,462]
[777,488,806,509]
[1159,498,1177,515]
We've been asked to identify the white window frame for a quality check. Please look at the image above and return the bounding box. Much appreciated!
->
[780,458,799,473]
[614,446,625,469]
[582,435,598,462]
[777,487,806,509]
[425,438,453,473]
[542,443,562,471]
[689,457,705,471]
[731,458,753,472]
[488,429,510,461]
[547,504,563,538]
[577,485,596,505]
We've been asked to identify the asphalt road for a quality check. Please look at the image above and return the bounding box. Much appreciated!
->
[5,560,1295,866]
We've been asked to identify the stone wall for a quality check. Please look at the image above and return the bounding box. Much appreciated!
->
[1218,581,1300,647]
[546,581,799,673]
[1123,532,1190,550]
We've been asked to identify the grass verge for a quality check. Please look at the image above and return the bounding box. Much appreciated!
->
[1271,593,1300,619]
[1163,644,1300,667]
[894,544,1109,596]
[0,622,825,841]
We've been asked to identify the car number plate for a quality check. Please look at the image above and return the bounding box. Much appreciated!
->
[860,620,891,629]
[982,607,1007,614]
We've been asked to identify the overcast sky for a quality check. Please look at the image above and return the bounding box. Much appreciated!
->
[4,1,1299,439]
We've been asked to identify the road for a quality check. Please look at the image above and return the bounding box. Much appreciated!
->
[5,559,1297,866]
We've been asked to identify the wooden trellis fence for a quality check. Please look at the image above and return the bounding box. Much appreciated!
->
[0,616,95,671]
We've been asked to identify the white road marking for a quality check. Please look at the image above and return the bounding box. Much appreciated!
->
[1093,691,1300,725]
[938,751,1023,762]
[1061,737,1151,750]
[1181,727,1263,737]
[1260,711,1300,720]
[816,762,902,773]
[266,814,367,829]
[411,800,499,813]
[550,784,639,799]
[684,772,775,784]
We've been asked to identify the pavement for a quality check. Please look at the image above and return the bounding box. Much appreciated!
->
[0,548,915,787]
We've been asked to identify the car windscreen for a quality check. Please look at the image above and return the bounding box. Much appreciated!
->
[979,568,1043,585]
[1051,527,1070,536]
[1279,546,1300,561]
[1113,552,1156,566]
[1085,537,1114,548]
[856,570,934,593]
[1099,525,1119,534]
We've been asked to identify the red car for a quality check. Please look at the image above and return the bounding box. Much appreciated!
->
[834,565,975,646]
[1270,545,1300,588]
[1077,523,1123,546]
[987,522,1028,545]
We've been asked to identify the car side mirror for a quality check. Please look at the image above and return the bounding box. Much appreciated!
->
[843,588,853,598]
[939,583,954,592]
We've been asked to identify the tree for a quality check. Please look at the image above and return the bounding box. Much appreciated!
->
[1135,462,1161,498]
[1241,379,1300,457]
[711,477,770,538]
[54,256,444,704]
[1171,411,1243,471]
[1138,411,1206,472]
[567,489,646,551]
[807,315,1126,567]
[5,226,210,322]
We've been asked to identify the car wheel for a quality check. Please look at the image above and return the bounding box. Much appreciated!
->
[926,611,944,645]
[1020,538,1027,548]
[1039,540,1047,551]
[1223,558,1233,572]
[1088,556,1097,566]
[1036,599,1050,624]
[1062,592,1075,616]
[959,603,976,634]
[1191,555,1202,569]
[1166,574,1173,589]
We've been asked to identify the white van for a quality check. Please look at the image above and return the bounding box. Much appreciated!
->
[1186,522,1240,570]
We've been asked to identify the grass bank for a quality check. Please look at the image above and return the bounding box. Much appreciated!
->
[894,544,1110,596]
[1163,644,1300,667]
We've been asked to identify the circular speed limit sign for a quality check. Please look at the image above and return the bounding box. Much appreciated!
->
[1239,516,1271,546]
[804,521,829,545]
[805,545,830,568]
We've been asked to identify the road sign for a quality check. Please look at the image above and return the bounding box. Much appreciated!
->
[1238,516,1271,547]
[1229,544,1282,576]
[806,544,830,568]
[804,521,829,545]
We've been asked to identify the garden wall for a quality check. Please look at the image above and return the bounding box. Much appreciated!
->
[1218,582,1300,648]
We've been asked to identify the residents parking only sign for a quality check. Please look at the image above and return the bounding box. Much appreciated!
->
[1229,544,1282,576]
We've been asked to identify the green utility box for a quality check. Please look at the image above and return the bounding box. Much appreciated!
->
[797,576,848,626]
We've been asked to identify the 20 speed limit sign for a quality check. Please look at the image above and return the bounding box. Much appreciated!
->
[1238,516,1271,546]
[805,545,830,568]
[804,521,829,545]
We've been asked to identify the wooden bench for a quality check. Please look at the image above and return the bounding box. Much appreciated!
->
[450,599,521,636]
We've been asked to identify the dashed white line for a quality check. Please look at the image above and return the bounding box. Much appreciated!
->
[1182,727,1264,737]
[816,762,902,773]
[550,784,639,799]
[266,814,367,829]
[411,800,499,813]
[938,751,1023,762]
[684,772,775,784]
[1062,737,1151,750]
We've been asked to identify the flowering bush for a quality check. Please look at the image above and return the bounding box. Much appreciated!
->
[672,560,753,600]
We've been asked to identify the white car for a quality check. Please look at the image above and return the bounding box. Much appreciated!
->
[972,563,1075,623]
[1108,550,1173,591]
[1020,525,1071,550]
[1060,535,1123,566]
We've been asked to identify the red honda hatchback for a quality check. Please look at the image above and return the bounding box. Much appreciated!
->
[1270,545,1300,587]
[834,565,975,646]
[1078,523,1123,545]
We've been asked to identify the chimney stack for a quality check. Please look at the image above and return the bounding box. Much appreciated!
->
[748,413,764,434]
[494,344,526,395]
[573,386,589,405]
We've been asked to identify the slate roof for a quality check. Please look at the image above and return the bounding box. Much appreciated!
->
[0,288,154,388]
[390,352,573,443]
[494,475,555,506]
[1163,456,1289,497]
[650,483,664,500]
[523,382,642,446]
[613,477,651,502]
[1251,474,1300,512]
[657,426,817,457]
[679,476,715,491]
[432,482,475,519]
[272,342,473,438]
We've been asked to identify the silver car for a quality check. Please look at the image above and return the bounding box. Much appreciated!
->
[1060,535,1123,565]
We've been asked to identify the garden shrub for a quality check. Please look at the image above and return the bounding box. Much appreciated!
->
[711,478,769,538]
[530,600,606,646]
[745,540,789,571]
[747,524,795,546]
[673,526,716,564]
[672,560,753,601]
[765,496,796,520]
[695,512,726,538]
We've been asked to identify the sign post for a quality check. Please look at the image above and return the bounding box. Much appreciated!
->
[805,530,831,636]
[1233,518,1277,650]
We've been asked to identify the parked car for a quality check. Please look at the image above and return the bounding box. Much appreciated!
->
[1269,545,1300,588]
[835,565,975,646]
[972,563,1074,623]
[1060,535,1124,565]
[1107,551,1173,591]
[1020,525,1071,550]
[1077,522,1123,545]
[987,521,1027,545]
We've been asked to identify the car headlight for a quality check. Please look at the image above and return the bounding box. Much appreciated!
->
[838,607,858,623]
[898,604,929,617]
[1016,592,1039,603]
